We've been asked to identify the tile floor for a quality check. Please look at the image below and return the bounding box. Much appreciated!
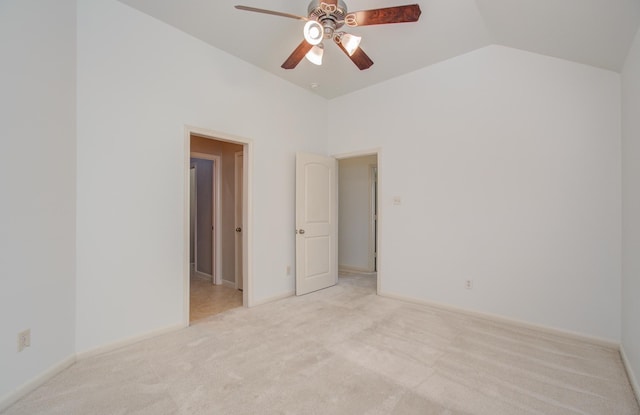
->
[190,270,242,323]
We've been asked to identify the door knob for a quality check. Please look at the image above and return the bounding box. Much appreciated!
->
[298,229,305,234]
[235,227,242,233]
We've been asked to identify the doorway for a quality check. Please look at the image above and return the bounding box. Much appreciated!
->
[184,128,252,325]
[190,155,220,282]
[337,153,379,288]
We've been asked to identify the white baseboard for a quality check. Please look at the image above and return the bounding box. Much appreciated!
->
[339,265,374,273]
[193,270,212,281]
[76,323,185,361]
[250,290,295,307]
[1,324,187,412]
[620,345,640,406]
[379,290,619,350]
[0,354,75,413]
[221,279,236,289]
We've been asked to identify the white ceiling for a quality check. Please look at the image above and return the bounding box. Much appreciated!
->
[117,0,640,99]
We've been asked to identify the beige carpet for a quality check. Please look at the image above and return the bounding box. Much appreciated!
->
[4,273,639,414]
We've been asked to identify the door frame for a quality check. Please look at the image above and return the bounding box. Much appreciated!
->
[190,164,198,273]
[333,148,381,295]
[369,163,378,273]
[190,152,221,285]
[183,126,253,327]
[234,151,243,290]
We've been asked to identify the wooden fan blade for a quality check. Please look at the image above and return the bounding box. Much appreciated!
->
[344,4,421,27]
[281,40,314,69]
[235,5,308,21]
[334,38,373,70]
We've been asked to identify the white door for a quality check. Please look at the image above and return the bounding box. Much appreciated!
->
[235,151,243,290]
[296,153,338,295]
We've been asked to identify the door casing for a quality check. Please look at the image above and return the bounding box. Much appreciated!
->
[183,126,253,327]
[369,163,378,272]
[234,151,243,290]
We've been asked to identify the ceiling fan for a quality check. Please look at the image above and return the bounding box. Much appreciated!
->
[235,1,421,70]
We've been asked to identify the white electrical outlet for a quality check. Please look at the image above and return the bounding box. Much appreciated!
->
[465,280,473,290]
[18,329,31,352]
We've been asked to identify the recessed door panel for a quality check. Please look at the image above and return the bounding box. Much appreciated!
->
[296,153,338,295]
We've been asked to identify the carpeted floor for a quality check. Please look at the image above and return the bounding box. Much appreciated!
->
[4,273,639,414]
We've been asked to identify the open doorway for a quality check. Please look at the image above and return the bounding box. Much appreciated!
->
[186,132,249,324]
[337,153,378,289]
[190,155,220,282]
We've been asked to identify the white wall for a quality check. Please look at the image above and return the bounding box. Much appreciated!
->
[338,156,377,271]
[328,45,621,342]
[75,0,327,353]
[622,27,640,395]
[0,0,76,404]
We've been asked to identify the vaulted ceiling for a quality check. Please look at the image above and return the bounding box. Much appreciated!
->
[117,0,640,98]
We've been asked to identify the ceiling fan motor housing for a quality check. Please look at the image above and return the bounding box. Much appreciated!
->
[307,0,347,39]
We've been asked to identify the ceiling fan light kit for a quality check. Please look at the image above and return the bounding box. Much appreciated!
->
[337,32,361,56]
[235,1,421,70]
[305,44,324,65]
[303,20,324,45]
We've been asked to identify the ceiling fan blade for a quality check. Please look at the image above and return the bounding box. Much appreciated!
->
[344,4,421,27]
[334,37,373,70]
[281,40,314,69]
[235,5,308,21]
